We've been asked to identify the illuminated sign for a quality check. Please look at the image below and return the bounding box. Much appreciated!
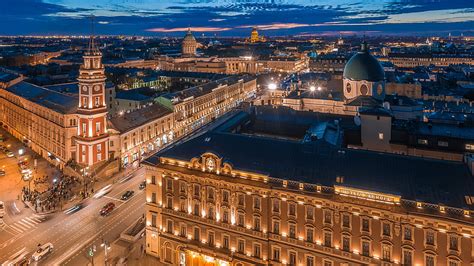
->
[334,185,401,205]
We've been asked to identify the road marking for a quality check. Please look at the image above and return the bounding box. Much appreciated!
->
[102,195,125,203]
[20,218,37,227]
[9,224,24,233]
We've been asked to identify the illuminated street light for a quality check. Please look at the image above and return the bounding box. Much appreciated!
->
[317,86,322,91]
[268,83,277,90]
[18,149,24,156]
[309,86,316,92]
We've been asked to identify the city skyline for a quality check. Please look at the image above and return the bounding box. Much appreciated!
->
[1,0,474,36]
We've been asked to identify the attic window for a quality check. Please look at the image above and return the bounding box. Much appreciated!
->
[205,137,211,142]
[465,196,474,205]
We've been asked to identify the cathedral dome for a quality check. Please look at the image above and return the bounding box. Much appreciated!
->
[183,29,196,42]
[343,42,385,82]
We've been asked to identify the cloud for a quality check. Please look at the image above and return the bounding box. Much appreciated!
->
[146,27,232,33]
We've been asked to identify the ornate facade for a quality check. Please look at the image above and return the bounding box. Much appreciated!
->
[144,152,474,266]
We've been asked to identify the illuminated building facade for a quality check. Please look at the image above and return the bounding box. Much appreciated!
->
[182,29,199,57]
[143,109,474,266]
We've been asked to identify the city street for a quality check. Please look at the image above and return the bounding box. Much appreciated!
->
[0,167,146,265]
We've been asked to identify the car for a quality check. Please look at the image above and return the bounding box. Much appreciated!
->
[2,251,30,266]
[6,151,14,158]
[0,201,4,218]
[0,170,5,176]
[64,203,83,215]
[31,243,53,261]
[93,184,112,198]
[138,181,146,190]
[100,202,115,216]
[121,190,134,200]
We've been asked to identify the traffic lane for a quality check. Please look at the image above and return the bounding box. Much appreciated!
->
[0,170,145,263]
[49,189,146,265]
[62,202,145,265]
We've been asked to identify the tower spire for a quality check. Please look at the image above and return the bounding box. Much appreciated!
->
[88,15,99,54]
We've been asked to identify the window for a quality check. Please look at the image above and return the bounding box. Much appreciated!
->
[403,249,413,266]
[404,227,412,241]
[166,196,172,209]
[362,240,370,256]
[238,194,245,207]
[253,244,261,258]
[342,214,350,228]
[418,139,428,145]
[166,179,173,191]
[82,122,87,135]
[306,227,314,242]
[382,222,391,237]
[223,235,229,249]
[151,175,156,185]
[362,218,370,232]
[237,212,245,227]
[151,192,156,203]
[425,254,435,266]
[438,141,448,147]
[253,216,261,231]
[222,190,229,203]
[193,227,200,240]
[222,208,229,223]
[323,260,333,266]
[253,197,261,210]
[288,251,297,266]
[324,231,332,247]
[193,184,200,197]
[448,260,460,266]
[378,133,384,140]
[426,231,435,246]
[208,206,214,220]
[151,213,157,227]
[288,203,296,216]
[382,244,391,261]
[342,235,350,251]
[95,122,101,133]
[179,182,186,193]
[95,97,99,107]
[306,206,314,220]
[324,210,332,224]
[272,247,280,261]
[449,235,458,251]
[273,220,280,234]
[166,220,173,233]
[207,187,214,200]
[306,256,314,266]
[190,201,198,215]
[237,239,245,253]
[180,224,187,237]
[208,231,214,246]
[288,223,296,238]
[466,144,474,151]
[272,199,280,213]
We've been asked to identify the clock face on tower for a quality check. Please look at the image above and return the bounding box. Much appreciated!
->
[93,85,101,92]
[81,85,88,93]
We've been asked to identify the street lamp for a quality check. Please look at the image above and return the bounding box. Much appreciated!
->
[268,83,277,90]
[101,240,111,264]
[309,86,316,92]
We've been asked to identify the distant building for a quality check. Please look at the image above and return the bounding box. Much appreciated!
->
[182,29,199,57]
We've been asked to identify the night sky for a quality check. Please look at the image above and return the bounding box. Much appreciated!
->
[1,0,473,36]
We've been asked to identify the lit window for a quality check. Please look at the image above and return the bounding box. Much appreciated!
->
[418,139,428,145]
[466,144,474,151]
[378,133,384,140]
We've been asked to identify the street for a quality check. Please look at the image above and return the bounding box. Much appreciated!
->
[0,167,146,265]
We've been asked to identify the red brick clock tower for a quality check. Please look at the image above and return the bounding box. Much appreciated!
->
[75,36,109,167]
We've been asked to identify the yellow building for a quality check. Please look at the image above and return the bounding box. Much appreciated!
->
[144,109,474,266]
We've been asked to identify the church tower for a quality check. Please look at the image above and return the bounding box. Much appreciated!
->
[76,33,109,166]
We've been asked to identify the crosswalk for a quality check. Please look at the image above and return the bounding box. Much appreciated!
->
[5,214,45,234]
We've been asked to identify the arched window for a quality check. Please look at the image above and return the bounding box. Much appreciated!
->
[163,242,172,263]
[360,84,368,95]
[346,83,352,93]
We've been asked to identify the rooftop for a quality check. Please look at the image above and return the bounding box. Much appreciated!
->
[146,108,474,210]
[6,81,77,114]
[108,103,172,133]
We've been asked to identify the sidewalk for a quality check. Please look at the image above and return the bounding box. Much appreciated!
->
[87,238,162,266]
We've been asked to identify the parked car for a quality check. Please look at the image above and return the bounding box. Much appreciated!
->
[6,151,14,158]
[0,170,5,176]
[31,243,53,261]
[138,181,146,190]
[100,202,115,216]
[1,250,30,266]
[121,190,134,200]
